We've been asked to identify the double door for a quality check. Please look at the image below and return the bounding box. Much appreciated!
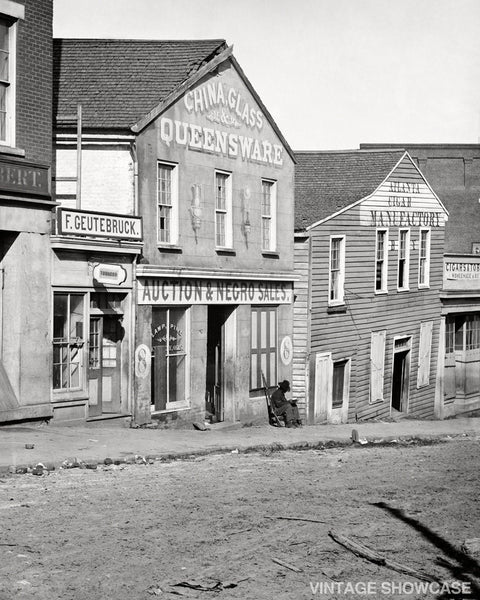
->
[88,315,123,417]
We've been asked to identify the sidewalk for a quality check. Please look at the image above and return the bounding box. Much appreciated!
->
[1,416,480,474]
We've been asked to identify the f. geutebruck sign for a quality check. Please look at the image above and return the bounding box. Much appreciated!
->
[57,208,143,241]
[138,278,293,305]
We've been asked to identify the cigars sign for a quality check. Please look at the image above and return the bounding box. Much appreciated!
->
[159,79,285,168]
[360,179,447,228]
[138,278,293,305]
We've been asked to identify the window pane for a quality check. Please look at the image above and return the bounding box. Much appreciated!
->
[0,50,8,82]
[168,354,186,403]
[169,308,186,354]
[70,295,84,340]
[54,294,68,339]
[0,22,9,52]
[216,212,225,246]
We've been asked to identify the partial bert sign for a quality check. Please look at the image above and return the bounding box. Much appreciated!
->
[57,208,143,241]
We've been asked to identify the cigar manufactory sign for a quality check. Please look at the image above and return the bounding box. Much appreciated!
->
[360,180,447,228]
[159,80,285,167]
[138,278,293,305]
[57,208,143,241]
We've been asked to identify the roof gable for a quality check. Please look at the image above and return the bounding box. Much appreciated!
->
[53,39,227,130]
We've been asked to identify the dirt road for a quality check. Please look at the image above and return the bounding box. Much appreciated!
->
[1,438,479,600]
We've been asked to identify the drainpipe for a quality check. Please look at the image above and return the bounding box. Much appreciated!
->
[129,139,139,424]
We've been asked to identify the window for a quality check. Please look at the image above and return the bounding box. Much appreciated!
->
[157,162,178,244]
[329,236,345,305]
[465,315,480,350]
[151,307,188,410]
[261,179,277,251]
[250,306,277,390]
[397,229,410,290]
[375,229,388,292]
[418,229,431,288]
[445,317,455,354]
[215,171,232,248]
[0,4,21,147]
[53,293,85,390]
[370,330,386,403]
[417,321,433,388]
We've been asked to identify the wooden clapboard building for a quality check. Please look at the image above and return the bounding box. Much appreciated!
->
[293,150,449,424]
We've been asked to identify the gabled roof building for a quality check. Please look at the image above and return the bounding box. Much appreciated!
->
[293,149,448,423]
[52,39,296,426]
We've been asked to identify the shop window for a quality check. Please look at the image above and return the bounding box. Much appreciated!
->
[397,229,410,290]
[329,236,345,305]
[151,307,188,411]
[53,293,85,390]
[445,317,455,354]
[215,170,232,248]
[375,229,388,293]
[0,4,22,147]
[157,162,178,245]
[370,330,386,403]
[465,315,480,350]
[418,229,431,288]
[261,179,277,251]
[250,306,277,390]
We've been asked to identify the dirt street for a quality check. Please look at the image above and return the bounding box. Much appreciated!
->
[1,438,479,600]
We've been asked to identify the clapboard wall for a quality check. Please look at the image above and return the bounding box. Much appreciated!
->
[296,155,447,422]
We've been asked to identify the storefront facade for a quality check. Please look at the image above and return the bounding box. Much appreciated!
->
[0,0,56,423]
[294,150,448,424]
[132,47,296,426]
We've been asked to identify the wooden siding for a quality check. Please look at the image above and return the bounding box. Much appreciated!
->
[302,156,447,422]
[293,236,310,420]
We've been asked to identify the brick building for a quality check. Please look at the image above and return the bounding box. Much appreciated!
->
[361,144,480,417]
[52,40,295,426]
[0,0,55,423]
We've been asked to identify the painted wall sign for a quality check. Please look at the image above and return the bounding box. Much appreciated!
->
[57,208,143,241]
[92,263,127,286]
[0,159,50,197]
[280,336,293,366]
[138,278,293,305]
[135,344,151,379]
[359,178,447,228]
[443,256,480,291]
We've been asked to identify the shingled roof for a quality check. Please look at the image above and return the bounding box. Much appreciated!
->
[53,39,227,131]
[294,149,406,231]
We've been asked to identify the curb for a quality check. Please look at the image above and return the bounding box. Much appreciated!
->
[0,431,471,477]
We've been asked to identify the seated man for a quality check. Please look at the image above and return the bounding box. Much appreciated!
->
[270,380,302,428]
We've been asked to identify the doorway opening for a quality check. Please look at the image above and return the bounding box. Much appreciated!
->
[205,306,235,423]
[391,337,411,413]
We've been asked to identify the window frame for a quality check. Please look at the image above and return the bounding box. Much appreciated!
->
[52,292,86,393]
[215,170,233,249]
[397,228,410,291]
[328,235,346,306]
[156,161,179,246]
[418,228,431,288]
[0,13,18,148]
[250,306,277,392]
[374,228,388,294]
[261,179,277,252]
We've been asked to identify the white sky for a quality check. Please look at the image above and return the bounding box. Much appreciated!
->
[53,0,480,150]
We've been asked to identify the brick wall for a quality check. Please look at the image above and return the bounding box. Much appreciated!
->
[16,0,53,165]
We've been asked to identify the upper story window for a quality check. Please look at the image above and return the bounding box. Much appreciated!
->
[0,2,23,148]
[261,179,277,252]
[215,170,232,248]
[397,229,410,290]
[329,236,345,305]
[418,229,431,288]
[375,229,388,293]
[157,162,178,245]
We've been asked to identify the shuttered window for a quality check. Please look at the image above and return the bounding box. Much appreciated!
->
[418,229,430,288]
[397,229,410,290]
[157,162,178,245]
[250,306,277,390]
[370,330,386,403]
[375,229,388,292]
[417,321,433,388]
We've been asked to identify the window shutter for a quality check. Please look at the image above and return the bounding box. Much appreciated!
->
[417,321,433,388]
[370,330,386,403]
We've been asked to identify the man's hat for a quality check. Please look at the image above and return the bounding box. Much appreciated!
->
[278,380,290,392]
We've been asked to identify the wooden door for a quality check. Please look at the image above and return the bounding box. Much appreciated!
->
[88,316,102,416]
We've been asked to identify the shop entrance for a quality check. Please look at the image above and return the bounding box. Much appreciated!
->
[205,306,235,423]
[391,338,411,413]
[88,315,123,417]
